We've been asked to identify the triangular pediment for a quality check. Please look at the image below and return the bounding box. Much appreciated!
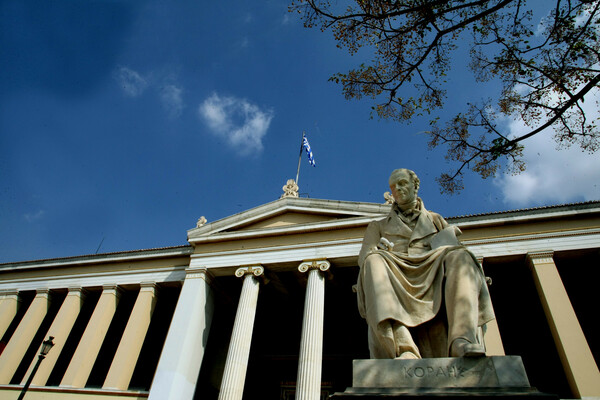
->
[187,197,390,244]
[235,211,346,231]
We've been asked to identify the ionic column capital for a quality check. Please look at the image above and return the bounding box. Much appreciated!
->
[298,260,330,274]
[235,265,264,278]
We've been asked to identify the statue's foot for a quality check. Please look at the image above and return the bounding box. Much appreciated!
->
[396,351,420,360]
[450,339,485,357]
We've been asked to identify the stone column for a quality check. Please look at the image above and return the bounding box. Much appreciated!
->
[0,289,19,339]
[60,284,121,388]
[0,288,50,384]
[296,260,330,400]
[218,266,264,400]
[148,267,214,400]
[528,251,600,398]
[22,287,86,386]
[476,256,505,356]
[103,282,158,390]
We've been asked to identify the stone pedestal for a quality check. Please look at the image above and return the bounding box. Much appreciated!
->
[331,357,557,399]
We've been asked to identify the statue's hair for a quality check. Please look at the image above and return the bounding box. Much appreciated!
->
[389,168,420,191]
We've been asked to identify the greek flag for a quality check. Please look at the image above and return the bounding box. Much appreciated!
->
[303,135,316,167]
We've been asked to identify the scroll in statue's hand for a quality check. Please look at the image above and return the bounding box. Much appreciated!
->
[377,237,394,251]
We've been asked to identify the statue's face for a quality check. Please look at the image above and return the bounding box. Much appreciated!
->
[390,170,417,206]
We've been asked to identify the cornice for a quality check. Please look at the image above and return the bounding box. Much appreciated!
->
[462,227,600,247]
[0,246,192,272]
[188,216,377,245]
[0,265,188,292]
[449,202,600,228]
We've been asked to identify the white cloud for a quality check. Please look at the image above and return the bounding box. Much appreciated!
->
[24,210,45,223]
[494,89,600,206]
[198,93,274,155]
[116,67,148,97]
[160,85,183,119]
[115,66,186,119]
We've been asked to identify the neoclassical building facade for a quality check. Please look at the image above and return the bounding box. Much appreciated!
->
[0,196,598,399]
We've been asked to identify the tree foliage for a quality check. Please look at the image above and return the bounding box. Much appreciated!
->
[291,0,600,193]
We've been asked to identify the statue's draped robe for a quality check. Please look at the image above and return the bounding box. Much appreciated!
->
[356,200,495,357]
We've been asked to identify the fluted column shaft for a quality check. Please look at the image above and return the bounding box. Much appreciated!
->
[296,260,330,400]
[0,290,19,339]
[528,251,600,398]
[60,284,121,388]
[148,267,214,400]
[22,287,85,386]
[218,266,264,400]
[103,282,158,390]
[0,288,50,384]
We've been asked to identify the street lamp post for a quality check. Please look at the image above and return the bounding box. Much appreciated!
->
[17,336,55,400]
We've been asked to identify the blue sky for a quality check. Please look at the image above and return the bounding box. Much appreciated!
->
[1,1,599,263]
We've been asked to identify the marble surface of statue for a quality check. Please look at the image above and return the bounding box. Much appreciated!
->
[357,168,495,359]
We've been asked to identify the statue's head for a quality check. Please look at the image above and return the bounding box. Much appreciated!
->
[389,168,419,206]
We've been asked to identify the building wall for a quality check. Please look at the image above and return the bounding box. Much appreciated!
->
[0,199,598,399]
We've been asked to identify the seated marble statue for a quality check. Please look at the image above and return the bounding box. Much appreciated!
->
[356,168,495,359]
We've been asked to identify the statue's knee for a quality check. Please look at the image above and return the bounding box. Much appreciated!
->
[363,253,386,271]
[444,249,478,278]
[365,253,385,264]
[445,248,472,265]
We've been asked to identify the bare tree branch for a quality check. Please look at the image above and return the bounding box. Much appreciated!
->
[292,0,600,193]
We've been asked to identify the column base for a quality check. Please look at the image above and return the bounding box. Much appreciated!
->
[331,357,557,399]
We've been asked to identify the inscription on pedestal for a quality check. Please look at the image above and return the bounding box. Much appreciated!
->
[401,364,467,379]
[353,357,530,389]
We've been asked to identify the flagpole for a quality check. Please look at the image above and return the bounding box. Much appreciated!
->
[295,131,305,186]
